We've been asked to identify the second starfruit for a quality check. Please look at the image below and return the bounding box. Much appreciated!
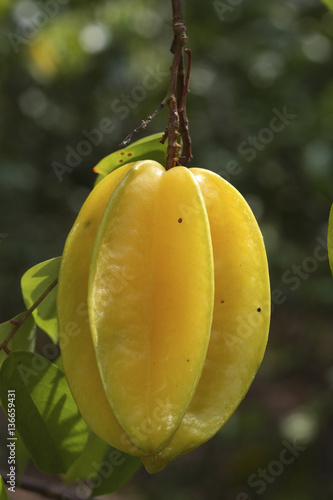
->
[57,160,270,473]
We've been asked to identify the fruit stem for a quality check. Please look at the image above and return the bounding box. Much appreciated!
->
[0,278,58,354]
[166,0,192,170]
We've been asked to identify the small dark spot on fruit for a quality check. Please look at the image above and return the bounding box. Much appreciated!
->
[257,308,261,312]
[187,359,190,362]
[178,218,183,223]
[127,153,133,157]
[120,152,125,155]
[119,159,124,163]
[221,300,225,304]
[85,220,92,229]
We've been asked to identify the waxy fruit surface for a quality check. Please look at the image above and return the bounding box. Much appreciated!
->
[57,160,270,473]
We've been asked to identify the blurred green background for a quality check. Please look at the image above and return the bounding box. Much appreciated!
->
[1,0,333,499]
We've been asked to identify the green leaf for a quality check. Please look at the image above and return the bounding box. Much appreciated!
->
[90,449,141,498]
[53,355,64,372]
[64,431,108,484]
[0,313,36,370]
[21,257,61,342]
[0,351,89,475]
[321,0,333,10]
[0,477,9,500]
[64,436,141,497]
[93,133,167,178]
[93,173,105,187]
[328,204,333,277]
[15,433,31,484]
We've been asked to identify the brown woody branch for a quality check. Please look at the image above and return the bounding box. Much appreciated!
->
[166,0,192,170]
[119,0,192,169]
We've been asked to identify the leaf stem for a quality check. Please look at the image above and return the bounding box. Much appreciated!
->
[0,278,58,354]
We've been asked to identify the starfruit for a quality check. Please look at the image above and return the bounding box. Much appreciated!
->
[57,160,270,473]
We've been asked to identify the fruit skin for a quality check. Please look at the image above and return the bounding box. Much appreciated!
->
[88,162,214,461]
[57,163,142,457]
[152,168,270,466]
[57,160,270,474]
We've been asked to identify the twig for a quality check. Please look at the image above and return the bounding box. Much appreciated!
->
[160,128,169,145]
[179,48,192,113]
[177,48,192,166]
[166,0,191,170]
[0,278,58,354]
[117,0,192,169]
[119,101,166,148]
[166,96,181,169]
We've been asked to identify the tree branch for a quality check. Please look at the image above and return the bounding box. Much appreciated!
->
[119,101,166,148]
[166,0,192,169]
[113,0,192,169]
[0,278,58,354]
[177,48,192,166]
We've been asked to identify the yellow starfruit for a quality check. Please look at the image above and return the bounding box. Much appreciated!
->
[57,160,270,473]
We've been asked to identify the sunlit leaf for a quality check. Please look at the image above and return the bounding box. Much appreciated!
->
[64,431,108,484]
[321,0,333,10]
[0,352,89,475]
[328,204,333,277]
[90,449,141,498]
[93,133,167,178]
[21,257,61,342]
[0,477,9,500]
[0,313,36,370]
